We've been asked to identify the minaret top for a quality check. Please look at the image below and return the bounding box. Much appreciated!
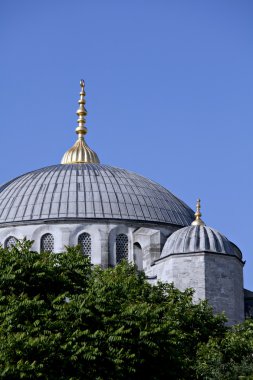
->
[191,198,205,226]
[61,80,100,165]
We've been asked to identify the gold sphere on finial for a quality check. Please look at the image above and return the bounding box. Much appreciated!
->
[191,198,205,226]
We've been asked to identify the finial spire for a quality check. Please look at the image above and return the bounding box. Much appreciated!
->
[61,80,100,165]
[191,198,205,226]
[75,80,88,138]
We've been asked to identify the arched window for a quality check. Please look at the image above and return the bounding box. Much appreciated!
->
[78,232,91,257]
[116,234,128,264]
[134,242,143,271]
[40,233,54,252]
[5,236,17,249]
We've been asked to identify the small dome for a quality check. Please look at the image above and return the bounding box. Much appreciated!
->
[161,225,242,258]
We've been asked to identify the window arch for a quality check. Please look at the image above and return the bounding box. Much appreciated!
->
[134,242,143,271]
[5,236,17,249]
[78,232,91,257]
[40,233,54,252]
[116,234,128,264]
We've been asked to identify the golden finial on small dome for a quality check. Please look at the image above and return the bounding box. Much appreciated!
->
[191,198,205,226]
[61,80,100,164]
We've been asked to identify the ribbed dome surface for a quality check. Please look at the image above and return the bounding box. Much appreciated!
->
[161,225,241,257]
[0,164,194,226]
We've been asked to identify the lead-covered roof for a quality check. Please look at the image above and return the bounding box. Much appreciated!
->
[0,164,194,226]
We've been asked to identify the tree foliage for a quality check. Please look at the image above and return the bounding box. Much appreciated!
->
[196,319,253,380]
[0,240,251,379]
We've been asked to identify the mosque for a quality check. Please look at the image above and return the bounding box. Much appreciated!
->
[0,80,250,324]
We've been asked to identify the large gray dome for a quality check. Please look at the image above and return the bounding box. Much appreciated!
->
[0,164,194,226]
[161,225,242,258]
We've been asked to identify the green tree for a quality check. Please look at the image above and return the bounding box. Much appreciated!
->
[196,320,253,380]
[0,240,226,379]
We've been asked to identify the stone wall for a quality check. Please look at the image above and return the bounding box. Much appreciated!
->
[0,220,172,270]
[152,251,244,324]
[152,253,206,302]
[204,253,244,324]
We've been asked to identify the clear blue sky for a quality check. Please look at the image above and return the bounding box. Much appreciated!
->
[0,1,253,289]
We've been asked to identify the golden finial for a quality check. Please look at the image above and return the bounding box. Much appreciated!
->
[75,79,87,138]
[61,80,100,164]
[191,198,205,226]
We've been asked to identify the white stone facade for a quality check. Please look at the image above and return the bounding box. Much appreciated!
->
[0,221,174,269]
[152,251,244,325]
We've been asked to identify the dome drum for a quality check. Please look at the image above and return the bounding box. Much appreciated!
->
[0,221,173,271]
